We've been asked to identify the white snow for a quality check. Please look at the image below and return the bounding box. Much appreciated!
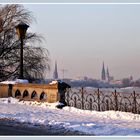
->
[49,80,63,85]
[15,79,29,84]
[0,97,140,136]
[49,80,58,85]
[0,81,18,84]
[0,79,29,84]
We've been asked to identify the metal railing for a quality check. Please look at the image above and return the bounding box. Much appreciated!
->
[65,88,140,114]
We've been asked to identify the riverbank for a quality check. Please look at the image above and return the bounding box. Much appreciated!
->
[0,118,87,136]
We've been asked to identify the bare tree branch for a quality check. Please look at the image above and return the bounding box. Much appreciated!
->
[0,4,50,82]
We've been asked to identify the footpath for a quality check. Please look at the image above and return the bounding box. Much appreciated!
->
[0,118,89,136]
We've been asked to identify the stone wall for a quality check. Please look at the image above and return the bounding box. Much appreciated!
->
[0,83,60,103]
[0,84,9,98]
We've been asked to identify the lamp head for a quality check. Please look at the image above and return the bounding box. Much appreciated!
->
[16,22,29,39]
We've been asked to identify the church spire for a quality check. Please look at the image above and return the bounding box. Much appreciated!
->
[106,67,110,82]
[101,62,106,81]
[53,60,58,80]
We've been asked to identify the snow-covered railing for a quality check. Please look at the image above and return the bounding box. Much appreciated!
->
[65,88,140,114]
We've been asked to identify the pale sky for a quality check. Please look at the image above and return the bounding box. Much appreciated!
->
[24,4,140,80]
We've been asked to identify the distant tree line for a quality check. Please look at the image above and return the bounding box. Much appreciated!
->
[122,78,140,87]
[64,78,140,88]
[63,79,116,88]
[30,78,140,88]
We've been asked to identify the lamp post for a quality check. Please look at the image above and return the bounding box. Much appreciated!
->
[15,22,29,79]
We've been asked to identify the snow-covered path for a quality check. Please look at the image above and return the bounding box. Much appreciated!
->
[0,98,140,136]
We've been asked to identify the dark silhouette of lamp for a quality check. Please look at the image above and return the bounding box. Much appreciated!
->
[15,22,29,79]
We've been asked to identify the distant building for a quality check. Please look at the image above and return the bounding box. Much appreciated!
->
[101,62,106,81]
[109,76,114,81]
[111,80,122,85]
[101,62,114,83]
[106,67,110,82]
[53,61,58,80]
[130,75,133,81]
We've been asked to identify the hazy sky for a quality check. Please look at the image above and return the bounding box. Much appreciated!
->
[24,4,140,80]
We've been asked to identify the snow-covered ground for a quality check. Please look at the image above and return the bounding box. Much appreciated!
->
[0,97,140,136]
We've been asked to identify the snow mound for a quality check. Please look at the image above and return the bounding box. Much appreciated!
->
[0,97,140,135]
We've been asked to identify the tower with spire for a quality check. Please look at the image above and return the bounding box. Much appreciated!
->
[101,62,106,81]
[53,61,58,80]
[106,67,110,82]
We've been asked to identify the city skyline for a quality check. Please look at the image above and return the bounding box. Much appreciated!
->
[24,4,140,80]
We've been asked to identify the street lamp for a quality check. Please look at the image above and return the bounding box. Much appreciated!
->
[15,22,29,79]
